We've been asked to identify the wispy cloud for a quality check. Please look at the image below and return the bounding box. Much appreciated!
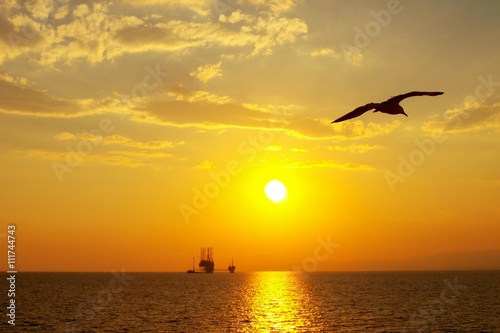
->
[14,149,171,168]
[311,48,339,58]
[54,133,178,150]
[265,145,282,151]
[286,117,401,140]
[1,1,308,67]
[129,96,401,141]
[422,100,500,134]
[190,62,223,83]
[246,0,299,14]
[328,144,385,153]
[195,161,214,169]
[284,159,374,170]
[0,78,96,117]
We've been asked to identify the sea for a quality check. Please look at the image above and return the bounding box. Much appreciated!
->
[1,271,499,332]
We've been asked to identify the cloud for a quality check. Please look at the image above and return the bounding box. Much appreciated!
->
[120,0,212,16]
[250,15,308,56]
[167,84,193,98]
[15,149,170,168]
[114,9,307,57]
[0,73,28,86]
[0,7,48,64]
[54,132,77,140]
[104,135,176,149]
[113,25,180,47]
[121,0,298,16]
[219,10,254,24]
[54,4,69,20]
[109,150,173,159]
[38,3,145,65]
[135,99,278,130]
[130,94,401,141]
[265,145,281,151]
[15,149,143,167]
[286,117,401,140]
[311,48,339,58]
[328,144,385,153]
[422,100,500,134]
[72,4,91,18]
[113,15,305,58]
[190,62,223,83]
[342,47,363,66]
[54,133,178,150]
[165,84,232,104]
[195,161,214,169]
[284,159,374,171]
[16,149,67,161]
[0,78,92,117]
[1,1,308,66]
[245,0,298,14]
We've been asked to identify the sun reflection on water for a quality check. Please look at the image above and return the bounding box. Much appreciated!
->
[237,272,320,332]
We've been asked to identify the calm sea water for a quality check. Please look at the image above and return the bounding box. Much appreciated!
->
[1,271,499,332]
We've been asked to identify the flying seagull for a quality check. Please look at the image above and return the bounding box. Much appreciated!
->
[332,91,444,123]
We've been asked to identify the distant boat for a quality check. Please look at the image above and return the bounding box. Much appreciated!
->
[228,259,235,273]
[187,257,196,273]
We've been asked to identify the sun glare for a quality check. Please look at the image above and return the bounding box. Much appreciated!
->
[265,180,288,203]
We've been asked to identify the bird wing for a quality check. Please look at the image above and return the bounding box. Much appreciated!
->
[386,91,444,104]
[332,103,376,123]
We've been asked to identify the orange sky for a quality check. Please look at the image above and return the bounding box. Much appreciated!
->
[0,0,499,272]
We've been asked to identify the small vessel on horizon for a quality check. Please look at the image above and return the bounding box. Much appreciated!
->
[186,257,197,273]
[228,259,235,273]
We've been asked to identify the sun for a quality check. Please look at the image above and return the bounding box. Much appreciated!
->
[264,180,288,203]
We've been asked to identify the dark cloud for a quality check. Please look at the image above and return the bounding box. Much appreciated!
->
[167,84,193,97]
[424,102,500,133]
[443,103,500,132]
[0,79,81,116]
[0,12,45,51]
[0,15,15,44]
[141,99,274,128]
[114,25,174,45]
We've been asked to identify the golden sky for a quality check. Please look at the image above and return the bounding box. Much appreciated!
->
[1,0,499,272]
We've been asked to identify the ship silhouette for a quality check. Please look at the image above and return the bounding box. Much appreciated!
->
[228,259,235,273]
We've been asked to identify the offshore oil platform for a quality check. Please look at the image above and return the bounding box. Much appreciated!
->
[187,247,214,273]
[186,247,235,273]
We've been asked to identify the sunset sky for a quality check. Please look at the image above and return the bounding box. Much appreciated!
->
[1,0,499,272]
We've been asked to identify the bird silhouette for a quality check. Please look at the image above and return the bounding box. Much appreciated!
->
[332,91,444,123]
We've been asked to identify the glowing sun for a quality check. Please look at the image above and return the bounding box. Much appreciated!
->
[264,180,288,203]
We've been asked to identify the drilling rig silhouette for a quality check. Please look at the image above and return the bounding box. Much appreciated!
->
[187,247,214,273]
[198,247,215,273]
